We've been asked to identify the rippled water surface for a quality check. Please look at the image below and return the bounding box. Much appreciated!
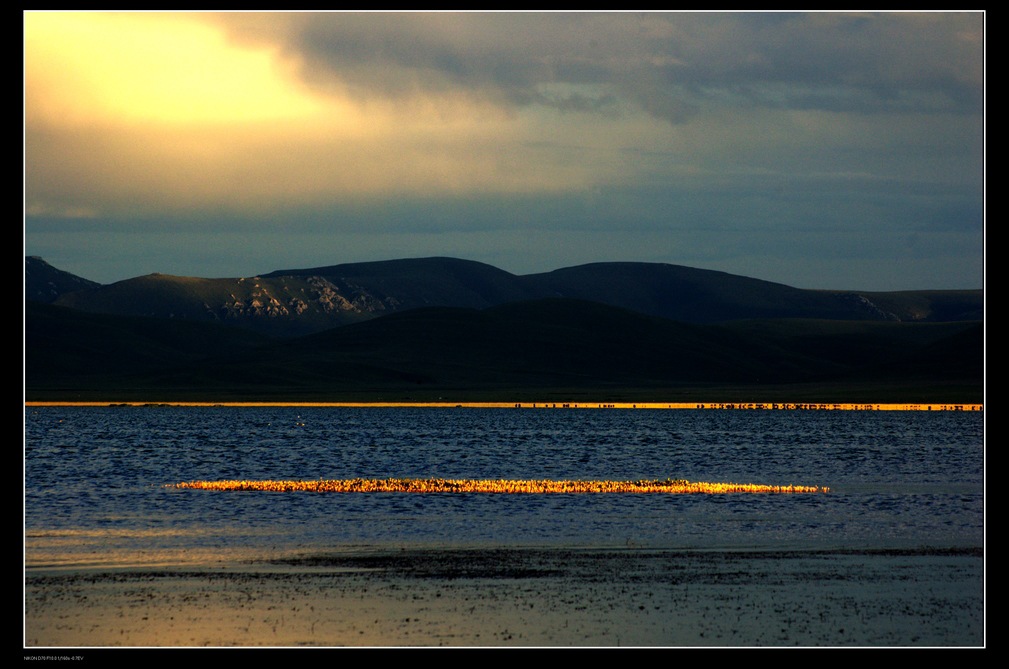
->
[24,407,984,565]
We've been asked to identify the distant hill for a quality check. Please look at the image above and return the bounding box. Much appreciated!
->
[24,256,100,303]
[262,257,539,309]
[28,256,985,338]
[24,256,984,403]
[519,262,981,322]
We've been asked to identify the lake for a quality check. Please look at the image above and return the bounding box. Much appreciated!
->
[24,405,984,567]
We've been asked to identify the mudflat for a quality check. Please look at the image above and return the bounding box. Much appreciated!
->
[24,545,984,649]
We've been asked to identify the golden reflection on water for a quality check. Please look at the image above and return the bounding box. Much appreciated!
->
[171,478,828,494]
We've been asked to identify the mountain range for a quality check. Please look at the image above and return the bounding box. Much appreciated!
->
[24,256,984,403]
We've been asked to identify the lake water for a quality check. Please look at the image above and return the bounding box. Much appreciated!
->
[24,406,984,567]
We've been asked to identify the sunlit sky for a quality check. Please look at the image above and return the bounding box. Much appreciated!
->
[23,11,985,290]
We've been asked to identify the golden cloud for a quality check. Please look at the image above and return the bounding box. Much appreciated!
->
[25,12,648,219]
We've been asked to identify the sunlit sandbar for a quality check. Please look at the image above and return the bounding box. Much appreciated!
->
[171,478,828,494]
[27,401,983,411]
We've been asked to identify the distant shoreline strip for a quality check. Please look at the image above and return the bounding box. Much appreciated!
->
[170,478,829,494]
[27,401,983,411]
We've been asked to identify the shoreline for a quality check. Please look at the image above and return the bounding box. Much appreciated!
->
[24,544,985,648]
[25,401,984,411]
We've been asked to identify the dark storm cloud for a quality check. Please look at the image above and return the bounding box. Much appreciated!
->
[266,12,982,122]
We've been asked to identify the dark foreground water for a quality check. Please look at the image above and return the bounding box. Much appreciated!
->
[24,406,984,566]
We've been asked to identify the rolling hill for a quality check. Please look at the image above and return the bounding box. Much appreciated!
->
[25,256,100,303]
[24,256,984,402]
[27,256,984,339]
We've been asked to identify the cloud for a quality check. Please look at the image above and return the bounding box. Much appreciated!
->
[23,11,984,290]
[25,12,667,221]
[25,12,983,214]
[243,12,983,120]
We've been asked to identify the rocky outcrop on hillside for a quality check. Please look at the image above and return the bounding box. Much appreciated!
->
[837,292,901,321]
[219,278,292,319]
[212,275,398,323]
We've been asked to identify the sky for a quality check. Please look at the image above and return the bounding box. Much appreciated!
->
[23,11,985,291]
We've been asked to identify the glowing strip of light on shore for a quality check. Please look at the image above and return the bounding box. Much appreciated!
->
[27,401,983,411]
[170,478,828,494]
